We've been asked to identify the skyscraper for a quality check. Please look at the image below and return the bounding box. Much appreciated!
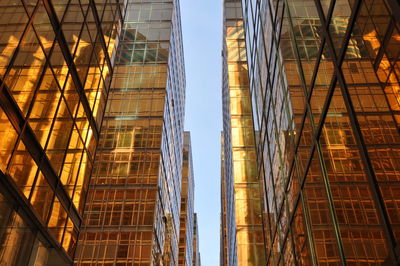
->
[192,213,201,266]
[228,0,400,264]
[0,1,123,264]
[178,132,195,266]
[74,0,187,264]
[0,0,194,265]
[221,0,267,265]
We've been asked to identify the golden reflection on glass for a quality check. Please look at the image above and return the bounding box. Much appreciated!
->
[73,150,91,214]
[318,88,389,262]
[241,0,400,264]
[30,172,53,222]
[0,107,18,173]
[0,196,36,265]
[50,41,69,90]
[342,9,400,244]
[74,26,92,84]
[286,0,322,86]
[75,103,90,144]
[33,2,55,55]
[0,0,121,262]
[225,14,266,264]
[45,109,74,175]
[178,134,194,265]
[0,2,28,78]
[28,68,62,148]
[4,24,46,116]
[62,1,84,54]
[48,198,67,244]
[8,141,38,198]
[74,2,176,263]
[61,150,82,198]
[62,218,77,256]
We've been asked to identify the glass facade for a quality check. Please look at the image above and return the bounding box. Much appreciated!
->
[74,0,186,265]
[193,213,201,266]
[221,0,267,265]
[178,132,195,266]
[0,0,123,264]
[240,0,400,264]
[220,133,231,266]
[0,0,194,265]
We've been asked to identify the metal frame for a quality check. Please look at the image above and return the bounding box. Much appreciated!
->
[0,0,120,262]
[0,171,72,265]
[241,0,400,264]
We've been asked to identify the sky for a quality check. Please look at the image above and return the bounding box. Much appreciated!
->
[181,1,223,265]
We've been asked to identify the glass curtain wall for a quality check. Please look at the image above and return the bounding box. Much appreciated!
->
[242,0,400,264]
[193,213,201,266]
[178,132,195,266]
[0,0,123,264]
[220,133,231,266]
[221,0,267,265]
[74,0,186,265]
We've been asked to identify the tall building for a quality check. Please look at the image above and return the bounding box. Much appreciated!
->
[74,0,186,265]
[220,0,267,265]
[238,0,400,264]
[178,132,195,266]
[192,213,201,266]
[0,0,192,265]
[0,0,123,264]
[220,133,230,266]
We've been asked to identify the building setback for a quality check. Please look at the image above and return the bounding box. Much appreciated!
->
[222,0,400,265]
[221,0,267,265]
[0,0,198,265]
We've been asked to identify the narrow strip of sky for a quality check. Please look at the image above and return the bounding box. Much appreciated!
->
[181,1,223,265]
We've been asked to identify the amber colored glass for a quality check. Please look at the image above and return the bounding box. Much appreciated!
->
[48,198,67,244]
[4,24,46,116]
[222,2,266,264]
[0,0,122,263]
[74,0,187,264]
[177,133,195,265]
[0,107,18,173]
[0,195,36,265]
[0,2,28,78]
[62,218,78,256]
[73,150,92,214]
[30,172,54,222]
[8,141,38,198]
[237,0,400,264]
[28,67,62,148]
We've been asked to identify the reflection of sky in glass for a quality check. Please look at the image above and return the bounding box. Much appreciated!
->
[181,1,222,265]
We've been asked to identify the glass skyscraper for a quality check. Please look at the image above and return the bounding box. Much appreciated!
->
[74,0,187,264]
[221,0,400,265]
[178,132,196,266]
[0,0,123,264]
[0,0,197,265]
[221,0,267,265]
[193,213,201,266]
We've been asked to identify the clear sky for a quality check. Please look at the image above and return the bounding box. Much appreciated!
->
[181,1,223,265]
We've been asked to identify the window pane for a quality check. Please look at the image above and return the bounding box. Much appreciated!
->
[0,107,18,172]
[4,25,47,116]
[30,172,54,222]
[8,141,38,198]
[48,198,67,244]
